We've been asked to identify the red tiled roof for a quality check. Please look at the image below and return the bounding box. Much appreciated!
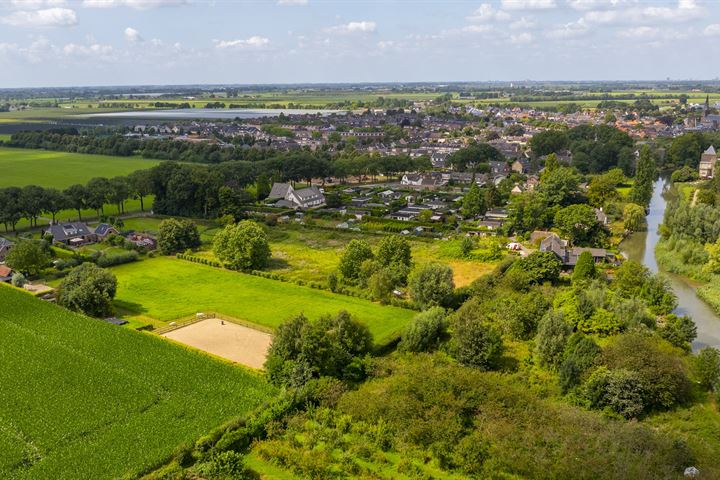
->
[0,265,12,277]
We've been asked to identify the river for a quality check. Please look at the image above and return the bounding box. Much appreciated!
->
[620,177,720,351]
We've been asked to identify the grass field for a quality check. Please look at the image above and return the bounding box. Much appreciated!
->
[0,284,276,480]
[111,256,415,344]
[0,147,161,189]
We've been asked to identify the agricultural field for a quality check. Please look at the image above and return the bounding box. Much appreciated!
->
[0,147,161,189]
[111,256,415,344]
[0,285,276,480]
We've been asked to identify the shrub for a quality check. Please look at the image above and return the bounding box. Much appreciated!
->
[535,310,572,369]
[408,263,454,308]
[11,272,27,288]
[96,250,139,268]
[398,307,448,353]
[58,263,117,317]
[338,240,374,280]
[583,367,646,419]
[450,315,503,370]
[692,347,720,391]
[157,218,200,255]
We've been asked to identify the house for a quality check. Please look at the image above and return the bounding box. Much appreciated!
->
[699,145,717,179]
[511,159,530,174]
[400,173,445,188]
[268,182,326,209]
[94,223,119,239]
[540,233,608,267]
[48,222,97,246]
[594,208,609,226]
[484,208,509,221]
[489,160,510,176]
[0,237,13,262]
[0,265,13,283]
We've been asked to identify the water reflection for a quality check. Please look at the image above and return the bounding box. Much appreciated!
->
[620,177,720,351]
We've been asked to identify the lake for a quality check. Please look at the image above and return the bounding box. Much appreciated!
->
[621,177,720,351]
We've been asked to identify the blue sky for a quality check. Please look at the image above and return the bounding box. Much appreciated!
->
[0,0,718,87]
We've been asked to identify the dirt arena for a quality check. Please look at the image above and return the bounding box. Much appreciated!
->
[162,319,272,369]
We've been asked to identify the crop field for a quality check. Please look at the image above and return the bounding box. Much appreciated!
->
[0,285,276,480]
[111,256,415,343]
[0,147,161,189]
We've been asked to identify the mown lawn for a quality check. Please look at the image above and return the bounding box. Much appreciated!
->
[0,284,275,480]
[112,256,415,344]
[0,147,161,188]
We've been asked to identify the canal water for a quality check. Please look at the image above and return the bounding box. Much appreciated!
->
[620,177,720,351]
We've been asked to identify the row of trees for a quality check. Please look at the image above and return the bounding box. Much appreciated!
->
[0,171,152,232]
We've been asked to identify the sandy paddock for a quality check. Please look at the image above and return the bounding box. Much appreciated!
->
[162,319,272,369]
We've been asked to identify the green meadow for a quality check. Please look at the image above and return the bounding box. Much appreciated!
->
[0,147,161,189]
[111,256,415,344]
[0,284,275,480]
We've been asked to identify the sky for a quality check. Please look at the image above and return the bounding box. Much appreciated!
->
[0,0,719,87]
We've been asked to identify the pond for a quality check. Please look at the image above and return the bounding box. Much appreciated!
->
[620,177,720,351]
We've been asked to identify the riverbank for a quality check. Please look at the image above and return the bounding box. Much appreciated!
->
[621,177,720,350]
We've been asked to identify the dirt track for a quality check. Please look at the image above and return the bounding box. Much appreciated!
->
[162,319,272,369]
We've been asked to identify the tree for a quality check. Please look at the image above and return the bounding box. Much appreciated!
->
[451,315,503,370]
[213,220,271,271]
[86,177,112,215]
[58,263,117,317]
[5,240,49,276]
[692,347,720,391]
[448,144,503,171]
[398,307,448,353]
[43,188,68,224]
[376,235,412,268]
[657,314,697,351]
[535,310,572,369]
[538,166,580,207]
[554,204,602,245]
[109,176,130,214]
[462,182,487,217]
[338,239,374,280]
[587,169,624,206]
[64,184,89,221]
[157,218,201,255]
[0,187,22,232]
[572,251,597,283]
[127,170,153,212]
[264,311,373,387]
[623,203,645,232]
[368,269,395,303]
[510,251,562,285]
[408,263,454,308]
[529,130,569,156]
[583,367,646,419]
[630,146,656,208]
[20,185,45,227]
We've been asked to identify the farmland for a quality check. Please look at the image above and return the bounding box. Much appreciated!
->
[111,256,415,344]
[0,147,161,189]
[0,284,276,480]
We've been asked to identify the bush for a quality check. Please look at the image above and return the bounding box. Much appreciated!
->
[96,250,139,268]
[11,272,27,288]
[451,315,503,370]
[583,367,646,419]
[535,310,572,369]
[157,218,200,255]
[398,307,447,353]
[58,263,117,317]
[194,451,256,480]
[692,347,720,391]
[408,263,454,308]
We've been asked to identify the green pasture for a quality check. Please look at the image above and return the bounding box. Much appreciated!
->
[0,284,275,480]
[0,147,161,189]
[111,256,415,344]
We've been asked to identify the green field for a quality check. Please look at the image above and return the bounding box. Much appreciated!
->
[0,147,161,189]
[111,256,415,343]
[0,284,276,480]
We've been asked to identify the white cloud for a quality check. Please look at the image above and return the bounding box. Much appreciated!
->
[63,42,114,58]
[124,26,142,43]
[567,0,632,11]
[545,19,590,38]
[325,21,376,34]
[9,0,67,8]
[214,36,270,49]
[82,0,186,9]
[704,24,720,36]
[582,0,703,25]
[618,26,659,39]
[277,0,308,5]
[510,32,533,44]
[467,3,511,22]
[1,7,77,27]
[501,0,556,10]
[510,16,536,29]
